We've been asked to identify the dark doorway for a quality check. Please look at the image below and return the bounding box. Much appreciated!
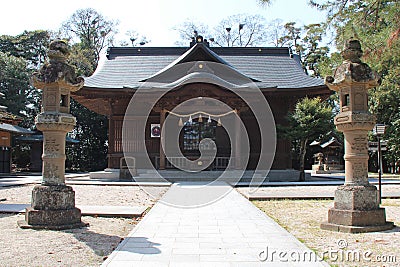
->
[0,147,11,173]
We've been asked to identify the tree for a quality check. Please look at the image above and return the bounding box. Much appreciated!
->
[68,44,96,77]
[212,14,268,47]
[0,31,52,171]
[60,8,119,171]
[266,19,292,47]
[282,97,334,181]
[173,14,269,47]
[258,0,273,5]
[61,8,118,66]
[66,100,108,171]
[276,22,302,49]
[0,52,31,117]
[0,30,50,68]
[310,0,400,170]
[173,20,210,46]
[0,30,51,127]
[301,23,330,76]
[120,30,150,47]
[274,22,330,77]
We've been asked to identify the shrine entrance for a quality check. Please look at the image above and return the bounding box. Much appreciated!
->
[161,118,231,170]
[147,83,251,171]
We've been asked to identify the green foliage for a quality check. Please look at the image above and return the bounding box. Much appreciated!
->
[61,8,118,66]
[0,52,29,113]
[311,0,400,168]
[281,97,334,180]
[0,52,38,127]
[0,30,50,128]
[316,51,342,78]
[0,31,51,170]
[277,22,302,48]
[61,8,117,171]
[67,99,108,171]
[309,0,399,49]
[68,44,95,77]
[0,30,50,68]
[285,97,334,142]
[276,22,330,77]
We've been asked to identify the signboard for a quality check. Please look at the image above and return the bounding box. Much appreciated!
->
[368,141,387,151]
[0,132,11,147]
[150,124,161,138]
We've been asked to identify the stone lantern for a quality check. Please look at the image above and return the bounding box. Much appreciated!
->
[321,39,393,233]
[18,40,86,229]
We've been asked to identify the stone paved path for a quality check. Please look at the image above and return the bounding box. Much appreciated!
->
[102,182,328,266]
[0,203,147,217]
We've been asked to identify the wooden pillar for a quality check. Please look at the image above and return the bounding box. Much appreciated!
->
[235,110,241,169]
[159,109,166,170]
[108,116,115,169]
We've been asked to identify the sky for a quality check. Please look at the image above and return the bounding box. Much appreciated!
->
[0,0,327,47]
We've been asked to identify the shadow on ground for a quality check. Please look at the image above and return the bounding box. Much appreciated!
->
[66,224,129,257]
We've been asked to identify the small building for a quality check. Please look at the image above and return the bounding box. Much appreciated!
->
[0,106,33,173]
[73,38,330,177]
[16,133,79,172]
[310,135,344,173]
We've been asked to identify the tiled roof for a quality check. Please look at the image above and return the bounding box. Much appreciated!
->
[16,134,79,143]
[0,123,33,134]
[84,44,325,90]
[0,110,23,124]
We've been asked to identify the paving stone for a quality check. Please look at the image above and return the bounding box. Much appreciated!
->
[102,182,328,266]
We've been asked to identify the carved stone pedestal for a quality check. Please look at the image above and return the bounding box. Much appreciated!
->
[321,185,393,233]
[18,185,86,230]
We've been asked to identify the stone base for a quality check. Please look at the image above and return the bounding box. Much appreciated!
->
[18,184,87,230]
[31,185,76,210]
[90,169,119,179]
[320,221,394,233]
[119,168,135,181]
[19,207,88,230]
[321,184,394,233]
[326,207,391,226]
[312,164,329,174]
[18,221,88,230]
[334,184,380,210]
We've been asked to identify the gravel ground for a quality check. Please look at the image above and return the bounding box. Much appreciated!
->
[254,198,400,267]
[237,184,400,199]
[0,184,169,267]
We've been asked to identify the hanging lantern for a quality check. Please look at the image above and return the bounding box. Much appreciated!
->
[198,114,203,122]
[217,118,222,126]
[207,115,211,123]
[178,117,183,126]
[189,115,192,123]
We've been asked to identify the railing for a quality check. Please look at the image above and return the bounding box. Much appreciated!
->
[155,156,231,170]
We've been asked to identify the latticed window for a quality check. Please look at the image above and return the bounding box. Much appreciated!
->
[183,120,216,151]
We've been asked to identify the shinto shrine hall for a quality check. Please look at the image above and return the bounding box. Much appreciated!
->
[73,37,330,178]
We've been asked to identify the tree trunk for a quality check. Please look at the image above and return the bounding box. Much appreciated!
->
[299,138,308,182]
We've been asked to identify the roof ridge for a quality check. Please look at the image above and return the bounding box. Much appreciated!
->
[141,43,260,83]
[106,46,291,59]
